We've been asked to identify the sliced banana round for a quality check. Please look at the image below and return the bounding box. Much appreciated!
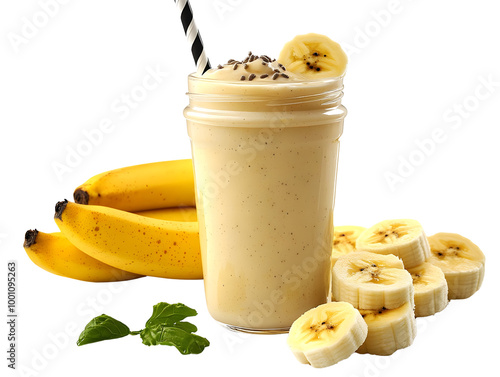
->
[332,251,414,310]
[355,219,431,269]
[427,233,485,300]
[357,302,416,356]
[331,226,366,266]
[407,262,448,317]
[287,302,368,368]
[278,33,347,78]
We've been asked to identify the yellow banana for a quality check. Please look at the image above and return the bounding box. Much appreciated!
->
[136,206,197,222]
[54,200,202,279]
[23,230,143,282]
[73,159,195,212]
[23,207,196,281]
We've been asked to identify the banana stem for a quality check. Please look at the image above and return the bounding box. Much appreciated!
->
[24,229,39,248]
[54,199,69,220]
[73,189,89,205]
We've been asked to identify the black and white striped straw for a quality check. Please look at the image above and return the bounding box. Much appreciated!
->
[174,0,211,74]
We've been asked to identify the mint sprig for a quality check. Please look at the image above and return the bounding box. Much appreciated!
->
[76,303,209,355]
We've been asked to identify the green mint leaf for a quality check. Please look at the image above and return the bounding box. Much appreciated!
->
[77,314,130,346]
[145,302,197,328]
[173,321,197,333]
[75,303,209,355]
[140,325,210,354]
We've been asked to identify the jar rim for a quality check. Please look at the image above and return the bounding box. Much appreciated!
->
[187,72,345,85]
[187,72,345,102]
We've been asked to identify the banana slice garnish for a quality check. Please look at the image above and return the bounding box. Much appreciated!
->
[355,219,431,269]
[407,262,449,317]
[278,33,347,78]
[427,233,485,299]
[287,302,368,368]
[332,251,414,310]
[331,225,366,265]
[357,302,416,356]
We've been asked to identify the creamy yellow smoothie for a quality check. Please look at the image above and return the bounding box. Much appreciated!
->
[184,53,346,331]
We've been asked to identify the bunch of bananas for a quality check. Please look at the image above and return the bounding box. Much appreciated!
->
[23,159,203,282]
[287,218,486,368]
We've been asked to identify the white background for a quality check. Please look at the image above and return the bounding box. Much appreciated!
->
[1,0,499,376]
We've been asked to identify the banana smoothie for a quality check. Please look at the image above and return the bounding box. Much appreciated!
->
[184,35,347,331]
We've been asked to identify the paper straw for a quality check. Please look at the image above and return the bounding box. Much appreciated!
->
[174,0,212,74]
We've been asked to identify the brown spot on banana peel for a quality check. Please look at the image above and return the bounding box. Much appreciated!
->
[54,199,69,221]
[73,189,89,205]
[24,229,38,248]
